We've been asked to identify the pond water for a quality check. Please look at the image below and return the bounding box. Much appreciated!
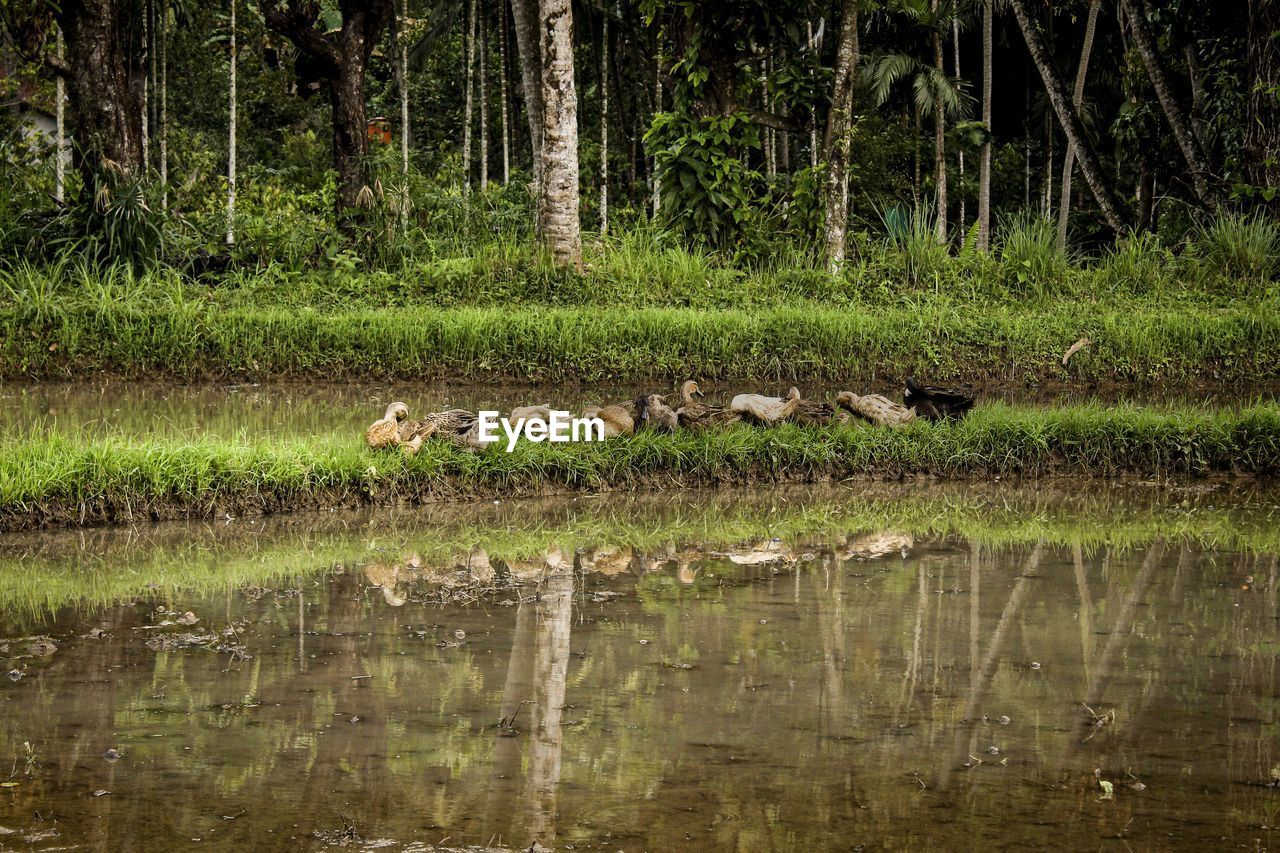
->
[1,483,1278,850]
[3,379,1273,440]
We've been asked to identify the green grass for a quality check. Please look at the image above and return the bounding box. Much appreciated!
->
[2,216,1277,382]
[2,402,1277,532]
[3,299,1278,383]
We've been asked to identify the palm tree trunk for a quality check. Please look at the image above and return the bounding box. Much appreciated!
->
[763,60,775,178]
[1008,0,1126,235]
[509,0,544,191]
[1023,70,1031,209]
[821,0,859,270]
[479,4,489,190]
[538,0,581,267]
[1056,0,1101,250]
[932,16,947,243]
[952,18,964,235]
[55,26,66,204]
[977,0,993,251]
[142,0,150,174]
[159,3,168,208]
[913,102,922,206]
[500,3,510,184]
[651,48,661,215]
[599,7,608,235]
[807,20,818,168]
[398,0,410,181]
[1117,0,1214,205]
[227,0,237,246]
[463,0,476,192]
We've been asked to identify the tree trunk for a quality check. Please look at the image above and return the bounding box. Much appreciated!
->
[651,48,661,215]
[330,51,373,215]
[537,0,581,267]
[977,0,993,251]
[463,0,475,191]
[1008,0,1126,235]
[932,15,947,243]
[913,103,922,206]
[599,8,608,236]
[953,18,964,235]
[141,0,150,174]
[227,0,237,245]
[763,61,775,178]
[807,20,818,169]
[1057,0,1100,251]
[159,4,168,207]
[1023,69,1031,208]
[480,4,489,190]
[263,0,395,222]
[500,3,510,184]
[821,0,859,270]
[1246,0,1280,192]
[398,0,409,180]
[1117,0,1214,205]
[55,0,146,185]
[55,26,66,204]
[509,0,544,190]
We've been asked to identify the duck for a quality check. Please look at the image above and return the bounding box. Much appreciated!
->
[414,408,487,452]
[730,386,802,426]
[904,378,976,421]
[635,394,679,433]
[790,393,838,425]
[581,401,635,437]
[836,391,916,427]
[366,402,410,450]
[674,380,740,430]
[509,404,553,425]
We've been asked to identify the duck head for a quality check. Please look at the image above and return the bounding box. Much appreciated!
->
[679,380,704,405]
[786,387,801,401]
[384,401,409,422]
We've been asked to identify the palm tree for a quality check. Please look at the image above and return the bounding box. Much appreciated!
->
[227,0,237,246]
[1007,0,1126,234]
[866,7,969,243]
[537,0,581,267]
[1056,0,1102,251]
[821,0,861,270]
[1117,0,1215,207]
[977,0,993,250]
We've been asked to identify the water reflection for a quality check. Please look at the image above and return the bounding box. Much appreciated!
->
[1,487,1279,849]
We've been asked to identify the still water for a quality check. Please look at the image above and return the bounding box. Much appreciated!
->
[1,484,1277,850]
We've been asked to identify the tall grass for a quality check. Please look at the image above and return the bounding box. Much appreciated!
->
[2,297,1277,382]
[3,402,1277,532]
[1194,213,1280,283]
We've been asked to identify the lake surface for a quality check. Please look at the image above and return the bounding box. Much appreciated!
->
[3,379,1273,440]
[1,484,1277,850]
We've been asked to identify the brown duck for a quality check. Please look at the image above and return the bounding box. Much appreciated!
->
[674,380,740,430]
[366,402,410,450]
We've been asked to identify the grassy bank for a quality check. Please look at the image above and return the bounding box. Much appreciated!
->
[2,223,1278,383]
[2,402,1277,532]
[4,299,1278,383]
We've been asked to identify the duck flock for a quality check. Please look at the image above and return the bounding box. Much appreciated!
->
[365,379,976,457]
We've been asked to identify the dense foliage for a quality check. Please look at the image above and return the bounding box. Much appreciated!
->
[0,0,1274,273]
